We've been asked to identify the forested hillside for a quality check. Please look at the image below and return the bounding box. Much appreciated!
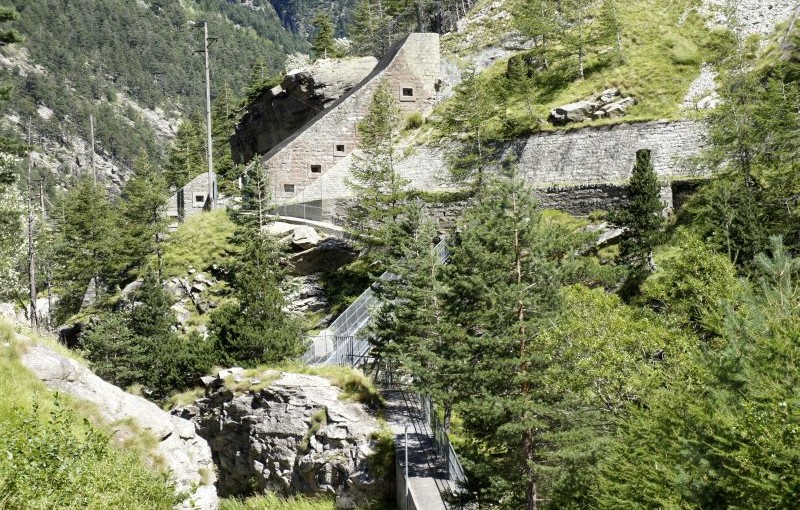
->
[0,0,306,183]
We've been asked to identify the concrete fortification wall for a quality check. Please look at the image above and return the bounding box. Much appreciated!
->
[518,120,707,187]
[261,33,441,202]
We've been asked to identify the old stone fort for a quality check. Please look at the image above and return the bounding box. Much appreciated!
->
[222,32,709,222]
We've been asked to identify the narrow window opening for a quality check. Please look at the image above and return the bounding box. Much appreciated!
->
[402,87,414,97]
[310,164,322,173]
[194,194,205,206]
[284,184,295,193]
[335,144,345,152]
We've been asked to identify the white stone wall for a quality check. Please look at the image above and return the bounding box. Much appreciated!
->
[518,120,708,187]
[263,33,441,201]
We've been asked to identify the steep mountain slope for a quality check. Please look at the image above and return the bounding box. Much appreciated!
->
[0,0,308,188]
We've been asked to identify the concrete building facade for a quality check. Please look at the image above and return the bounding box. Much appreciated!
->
[258,33,441,204]
[166,171,218,220]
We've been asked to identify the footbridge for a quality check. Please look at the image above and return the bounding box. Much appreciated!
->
[300,239,468,509]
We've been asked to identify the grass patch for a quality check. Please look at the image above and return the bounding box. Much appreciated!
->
[367,423,395,481]
[541,209,590,230]
[164,386,205,410]
[0,320,177,508]
[299,408,328,454]
[434,0,738,141]
[219,493,394,510]
[161,209,236,278]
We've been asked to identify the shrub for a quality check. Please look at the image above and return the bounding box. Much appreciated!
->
[404,112,424,130]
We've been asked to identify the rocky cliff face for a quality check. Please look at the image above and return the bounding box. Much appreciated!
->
[174,369,390,508]
[231,56,377,164]
[18,341,218,510]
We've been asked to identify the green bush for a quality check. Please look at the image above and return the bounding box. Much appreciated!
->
[404,111,424,130]
[0,396,176,509]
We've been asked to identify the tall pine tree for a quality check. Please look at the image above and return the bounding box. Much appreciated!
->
[613,149,665,270]
[345,79,411,271]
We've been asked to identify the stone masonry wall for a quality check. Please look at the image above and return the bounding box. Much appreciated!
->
[518,120,707,187]
[167,172,217,219]
[261,33,441,201]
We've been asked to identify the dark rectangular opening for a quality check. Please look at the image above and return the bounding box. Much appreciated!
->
[194,194,205,204]
[402,87,414,97]
[335,144,345,152]
[310,164,322,173]
[283,184,295,193]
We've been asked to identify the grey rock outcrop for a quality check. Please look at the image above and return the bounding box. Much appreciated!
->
[231,56,377,165]
[19,341,218,510]
[549,88,637,125]
[175,371,389,508]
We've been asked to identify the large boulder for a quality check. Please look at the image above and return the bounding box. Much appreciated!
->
[19,341,218,510]
[549,100,598,125]
[231,56,377,164]
[175,371,389,508]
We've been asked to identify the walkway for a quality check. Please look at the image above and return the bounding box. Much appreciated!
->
[383,390,453,510]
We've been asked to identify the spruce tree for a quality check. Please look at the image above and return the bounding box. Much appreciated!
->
[164,116,204,189]
[311,11,338,59]
[444,170,582,510]
[51,179,122,323]
[345,79,411,270]
[119,153,169,280]
[209,228,301,366]
[614,149,665,269]
[369,207,460,426]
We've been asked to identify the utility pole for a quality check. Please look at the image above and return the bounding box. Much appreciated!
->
[26,119,37,331]
[89,114,96,185]
[193,21,216,210]
[38,179,52,331]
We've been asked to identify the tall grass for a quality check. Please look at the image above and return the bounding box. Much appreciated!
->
[0,321,177,509]
[161,208,237,278]
[219,493,395,510]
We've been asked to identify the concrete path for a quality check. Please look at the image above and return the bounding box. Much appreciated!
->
[382,390,454,510]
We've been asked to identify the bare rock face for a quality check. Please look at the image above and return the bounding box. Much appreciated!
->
[549,88,637,125]
[18,342,218,510]
[175,371,389,508]
[231,56,377,165]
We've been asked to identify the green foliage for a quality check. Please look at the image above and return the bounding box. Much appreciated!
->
[0,321,176,509]
[51,179,122,324]
[641,229,741,335]
[161,209,236,278]
[532,285,694,508]
[0,396,177,509]
[311,10,339,58]
[345,79,413,270]
[0,171,24,299]
[595,239,800,509]
[404,111,424,130]
[209,229,302,367]
[120,153,170,278]
[612,149,665,268]
[219,493,394,510]
[442,170,586,508]
[81,274,215,399]
[682,58,800,262]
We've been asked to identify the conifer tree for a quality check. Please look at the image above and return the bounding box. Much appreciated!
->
[369,207,460,426]
[51,179,122,323]
[614,149,665,270]
[311,11,338,59]
[120,153,169,280]
[444,170,583,510]
[350,0,390,56]
[164,116,204,189]
[209,228,301,366]
[440,70,498,191]
[345,80,411,270]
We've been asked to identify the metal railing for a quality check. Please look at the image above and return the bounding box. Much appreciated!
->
[269,202,347,226]
[420,394,467,485]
